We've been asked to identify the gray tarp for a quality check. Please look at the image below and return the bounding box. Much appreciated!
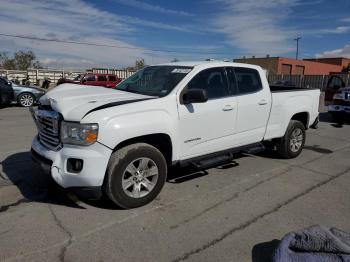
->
[273,225,350,262]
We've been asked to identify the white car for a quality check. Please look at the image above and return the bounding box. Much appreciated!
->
[30,61,320,208]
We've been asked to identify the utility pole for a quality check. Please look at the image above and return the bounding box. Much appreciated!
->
[294,36,301,60]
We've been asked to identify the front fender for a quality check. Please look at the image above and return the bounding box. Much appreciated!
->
[81,97,178,160]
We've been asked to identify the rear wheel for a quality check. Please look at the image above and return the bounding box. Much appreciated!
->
[104,143,167,209]
[18,93,35,107]
[277,120,306,159]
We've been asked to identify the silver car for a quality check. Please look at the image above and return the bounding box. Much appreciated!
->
[0,77,46,107]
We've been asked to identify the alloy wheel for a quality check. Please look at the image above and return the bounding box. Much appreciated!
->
[122,157,159,198]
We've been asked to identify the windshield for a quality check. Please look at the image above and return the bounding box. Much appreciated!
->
[116,66,192,97]
[73,74,82,81]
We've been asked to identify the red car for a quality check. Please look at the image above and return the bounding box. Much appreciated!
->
[57,73,122,88]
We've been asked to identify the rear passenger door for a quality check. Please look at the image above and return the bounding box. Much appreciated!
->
[97,75,107,87]
[232,67,271,145]
[107,75,117,88]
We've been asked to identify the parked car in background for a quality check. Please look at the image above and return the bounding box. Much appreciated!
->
[0,76,45,107]
[0,77,13,105]
[57,74,83,85]
[57,73,122,88]
[325,75,350,122]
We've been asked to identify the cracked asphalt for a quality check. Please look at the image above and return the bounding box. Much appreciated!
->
[1,106,350,262]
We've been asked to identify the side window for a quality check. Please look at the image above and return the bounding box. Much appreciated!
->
[108,75,117,81]
[187,68,228,99]
[234,68,262,95]
[84,75,96,81]
[328,76,344,89]
[97,75,107,81]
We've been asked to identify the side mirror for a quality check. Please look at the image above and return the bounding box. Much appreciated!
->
[182,89,208,104]
[7,81,11,86]
[81,79,87,83]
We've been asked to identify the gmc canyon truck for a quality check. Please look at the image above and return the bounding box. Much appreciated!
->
[30,61,320,209]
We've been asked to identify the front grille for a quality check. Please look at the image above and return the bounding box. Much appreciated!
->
[30,108,61,151]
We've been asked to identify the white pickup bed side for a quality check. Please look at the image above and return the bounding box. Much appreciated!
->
[264,89,320,140]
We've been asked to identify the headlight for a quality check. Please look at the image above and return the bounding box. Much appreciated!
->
[61,121,98,146]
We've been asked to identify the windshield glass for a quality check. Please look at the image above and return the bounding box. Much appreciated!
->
[116,66,193,97]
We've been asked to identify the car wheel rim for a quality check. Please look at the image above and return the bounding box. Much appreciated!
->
[122,157,159,198]
[290,128,303,153]
[20,94,34,106]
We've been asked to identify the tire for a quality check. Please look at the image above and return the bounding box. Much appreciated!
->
[277,120,306,159]
[18,93,35,107]
[104,143,167,209]
[330,112,344,124]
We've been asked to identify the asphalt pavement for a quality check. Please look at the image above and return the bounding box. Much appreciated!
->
[0,106,350,262]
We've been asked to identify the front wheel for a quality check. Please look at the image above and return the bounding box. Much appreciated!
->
[277,120,306,159]
[18,93,35,107]
[104,143,167,209]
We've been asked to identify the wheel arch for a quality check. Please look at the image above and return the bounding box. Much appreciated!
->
[291,112,309,129]
[112,133,173,165]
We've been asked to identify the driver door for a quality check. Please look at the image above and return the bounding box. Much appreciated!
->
[177,67,238,159]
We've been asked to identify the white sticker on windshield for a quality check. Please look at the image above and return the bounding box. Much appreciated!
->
[171,68,191,74]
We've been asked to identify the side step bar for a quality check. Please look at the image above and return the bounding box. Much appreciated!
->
[192,153,233,170]
[179,142,266,170]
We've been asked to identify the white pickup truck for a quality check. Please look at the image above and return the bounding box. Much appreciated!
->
[30,61,320,208]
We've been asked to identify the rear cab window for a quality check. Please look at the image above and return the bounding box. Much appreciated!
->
[234,67,262,95]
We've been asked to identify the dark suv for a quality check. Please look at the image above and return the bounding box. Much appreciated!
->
[325,75,350,122]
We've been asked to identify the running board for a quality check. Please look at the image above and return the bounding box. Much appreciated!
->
[192,153,234,170]
[177,142,265,169]
[243,144,265,154]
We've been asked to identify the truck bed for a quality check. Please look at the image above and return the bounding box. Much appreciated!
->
[264,87,320,140]
[269,85,319,92]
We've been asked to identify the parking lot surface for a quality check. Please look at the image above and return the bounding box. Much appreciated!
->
[0,107,350,262]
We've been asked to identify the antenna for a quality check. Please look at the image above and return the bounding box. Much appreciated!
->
[294,35,301,60]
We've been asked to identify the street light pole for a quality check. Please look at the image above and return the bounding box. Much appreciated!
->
[294,36,301,60]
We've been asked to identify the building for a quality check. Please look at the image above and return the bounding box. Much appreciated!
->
[304,57,350,72]
[234,56,344,75]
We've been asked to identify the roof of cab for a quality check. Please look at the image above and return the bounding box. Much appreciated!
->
[156,60,263,70]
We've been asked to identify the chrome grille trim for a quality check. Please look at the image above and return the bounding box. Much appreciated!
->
[30,107,62,151]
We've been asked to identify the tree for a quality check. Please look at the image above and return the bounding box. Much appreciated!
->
[135,58,145,70]
[124,58,147,71]
[0,50,42,70]
[171,58,179,62]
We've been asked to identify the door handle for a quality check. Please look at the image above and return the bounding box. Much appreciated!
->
[222,105,234,111]
[258,99,268,105]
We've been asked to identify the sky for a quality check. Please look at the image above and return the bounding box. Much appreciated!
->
[0,0,350,69]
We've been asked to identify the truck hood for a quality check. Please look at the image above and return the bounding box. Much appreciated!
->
[39,83,155,121]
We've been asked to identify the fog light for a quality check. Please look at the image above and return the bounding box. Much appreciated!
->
[67,158,84,173]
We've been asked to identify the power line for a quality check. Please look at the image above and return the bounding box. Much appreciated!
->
[0,33,231,55]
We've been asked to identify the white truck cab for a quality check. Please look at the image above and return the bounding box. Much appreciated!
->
[31,61,320,208]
